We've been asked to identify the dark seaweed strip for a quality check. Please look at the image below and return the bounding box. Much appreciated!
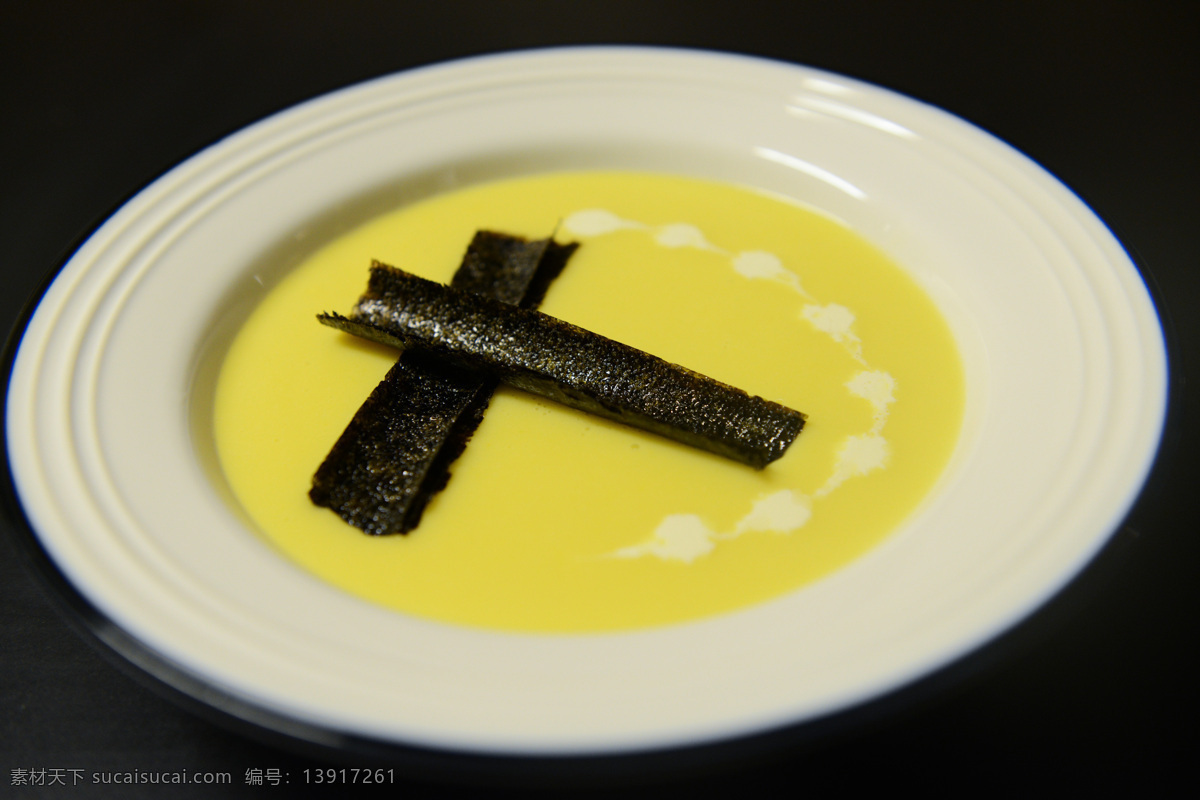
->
[308,356,492,534]
[451,229,573,308]
[309,233,577,534]
[322,264,807,469]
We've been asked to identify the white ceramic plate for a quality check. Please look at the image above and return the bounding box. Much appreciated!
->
[6,47,1166,756]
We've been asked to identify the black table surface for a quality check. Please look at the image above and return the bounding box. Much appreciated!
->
[3,2,1197,796]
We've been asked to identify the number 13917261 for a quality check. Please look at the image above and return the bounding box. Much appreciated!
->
[304,768,395,784]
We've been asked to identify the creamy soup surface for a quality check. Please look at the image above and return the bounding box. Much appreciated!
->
[213,171,965,632]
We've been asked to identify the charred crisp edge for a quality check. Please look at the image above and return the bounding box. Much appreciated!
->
[309,233,578,534]
[322,264,807,469]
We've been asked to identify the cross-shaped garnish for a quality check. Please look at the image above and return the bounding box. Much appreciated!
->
[312,232,805,535]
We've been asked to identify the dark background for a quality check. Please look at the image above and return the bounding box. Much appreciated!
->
[3,1,1196,796]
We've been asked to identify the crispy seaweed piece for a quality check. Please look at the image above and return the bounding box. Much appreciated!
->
[309,233,577,534]
[320,263,807,469]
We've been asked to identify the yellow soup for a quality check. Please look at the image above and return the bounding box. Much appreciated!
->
[213,171,964,632]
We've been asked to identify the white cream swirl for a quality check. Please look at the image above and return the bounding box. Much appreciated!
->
[563,209,896,563]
